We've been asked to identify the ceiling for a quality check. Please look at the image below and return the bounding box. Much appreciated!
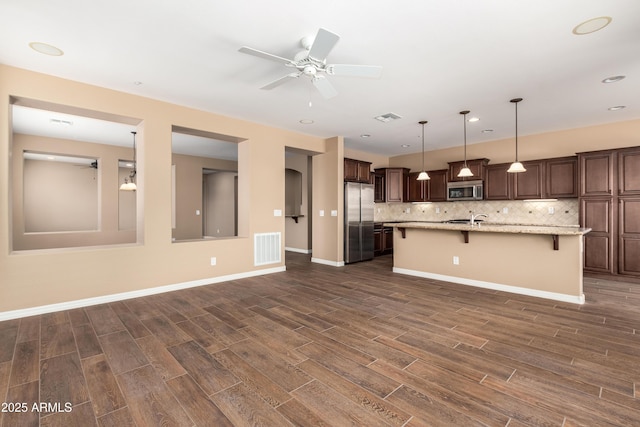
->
[1,0,639,158]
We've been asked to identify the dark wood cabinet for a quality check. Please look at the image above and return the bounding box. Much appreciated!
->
[344,158,372,183]
[485,163,512,200]
[374,168,410,203]
[374,223,394,256]
[485,157,577,200]
[427,169,448,202]
[407,172,427,202]
[546,156,578,198]
[448,158,489,182]
[513,160,544,200]
[579,147,640,280]
[373,172,385,202]
[618,148,640,196]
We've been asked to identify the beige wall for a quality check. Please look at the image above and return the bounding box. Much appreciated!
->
[393,228,583,301]
[171,153,237,241]
[285,153,311,252]
[311,137,344,264]
[12,133,136,250]
[390,119,640,172]
[0,64,335,314]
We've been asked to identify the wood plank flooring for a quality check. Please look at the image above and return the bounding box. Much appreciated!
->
[1,252,640,426]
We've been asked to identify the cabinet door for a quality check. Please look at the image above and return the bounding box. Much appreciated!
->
[357,161,372,183]
[619,198,640,276]
[383,227,394,253]
[448,159,488,182]
[344,158,359,182]
[546,157,578,198]
[374,228,383,255]
[385,169,407,203]
[581,198,614,274]
[374,173,385,202]
[428,170,448,202]
[485,163,512,200]
[580,152,614,197]
[407,172,426,202]
[618,148,640,196]
[513,161,544,199]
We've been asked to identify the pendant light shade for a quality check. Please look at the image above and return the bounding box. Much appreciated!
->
[507,98,526,173]
[457,110,474,178]
[120,131,137,191]
[417,120,430,181]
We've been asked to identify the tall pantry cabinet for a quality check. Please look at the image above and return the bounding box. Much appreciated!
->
[579,147,640,279]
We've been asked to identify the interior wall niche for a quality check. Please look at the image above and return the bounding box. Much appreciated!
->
[10,98,140,251]
[285,168,303,217]
[171,126,243,242]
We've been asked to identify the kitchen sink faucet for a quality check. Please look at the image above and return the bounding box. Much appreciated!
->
[470,213,488,226]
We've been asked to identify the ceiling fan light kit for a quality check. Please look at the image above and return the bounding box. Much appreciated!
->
[239,28,382,99]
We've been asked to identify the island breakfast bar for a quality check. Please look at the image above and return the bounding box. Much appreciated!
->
[385,222,591,304]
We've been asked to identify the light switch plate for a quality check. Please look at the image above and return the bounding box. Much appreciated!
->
[319,210,325,217]
[331,210,338,217]
[274,209,282,217]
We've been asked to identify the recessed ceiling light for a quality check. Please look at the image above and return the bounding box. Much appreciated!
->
[481,129,494,133]
[29,42,64,56]
[468,117,480,123]
[602,75,625,84]
[401,144,410,148]
[360,134,371,138]
[299,119,314,124]
[572,16,612,35]
[608,105,626,111]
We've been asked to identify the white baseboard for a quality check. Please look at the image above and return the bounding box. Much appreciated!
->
[393,267,585,305]
[311,257,345,267]
[0,266,286,321]
[285,247,312,254]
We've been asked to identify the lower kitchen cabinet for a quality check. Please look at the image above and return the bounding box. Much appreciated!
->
[374,223,394,256]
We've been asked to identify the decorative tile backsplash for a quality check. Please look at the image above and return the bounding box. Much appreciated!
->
[374,199,579,226]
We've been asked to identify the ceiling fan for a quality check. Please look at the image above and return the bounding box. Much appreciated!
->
[238,28,382,99]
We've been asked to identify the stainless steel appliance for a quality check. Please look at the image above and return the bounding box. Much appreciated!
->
[344,182,375,264]
[447,180,484,201]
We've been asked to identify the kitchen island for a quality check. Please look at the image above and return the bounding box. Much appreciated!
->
[385,222,591,304]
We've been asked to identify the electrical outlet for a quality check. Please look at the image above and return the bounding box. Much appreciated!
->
[548,207,555,214]
[503,207,508,214]
[274,209,282,217]
[196,209,201,216]
[436,207,440,214]
[453,256,459,265]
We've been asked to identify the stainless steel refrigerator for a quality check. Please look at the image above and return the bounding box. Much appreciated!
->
[344,182,375,264]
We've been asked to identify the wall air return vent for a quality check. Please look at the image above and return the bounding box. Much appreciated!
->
[254,232,281,266]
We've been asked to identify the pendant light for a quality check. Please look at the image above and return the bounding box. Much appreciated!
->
[507,98,526,173]
[120,131,137,191]
[416,120,430,180]
[457,110,474,178]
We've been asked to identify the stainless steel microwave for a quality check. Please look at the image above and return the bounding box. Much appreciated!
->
[447,180,484,201]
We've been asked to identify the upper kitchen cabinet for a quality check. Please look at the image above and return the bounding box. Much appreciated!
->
[546,156,578,199]
[344,158,372,183]
[618,147,640,196]
[448,158,489,182]
[513,160,544,200]
[407,172,427,202]
[485,163,512,200]
[375,168,410,203]
[579,151,614,197]
[428,169,448,202]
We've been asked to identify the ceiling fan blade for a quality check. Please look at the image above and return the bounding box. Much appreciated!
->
[327,64,383,78]
[308,28,340,62]
[260,72,301,90]
[312,76,338,99]
[238,46,294,66]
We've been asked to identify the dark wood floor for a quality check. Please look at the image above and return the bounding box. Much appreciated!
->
[1,252,640,426]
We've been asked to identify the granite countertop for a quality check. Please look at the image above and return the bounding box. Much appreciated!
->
[383,221,591,236]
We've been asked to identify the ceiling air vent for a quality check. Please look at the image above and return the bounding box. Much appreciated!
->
[374,112,402,123]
